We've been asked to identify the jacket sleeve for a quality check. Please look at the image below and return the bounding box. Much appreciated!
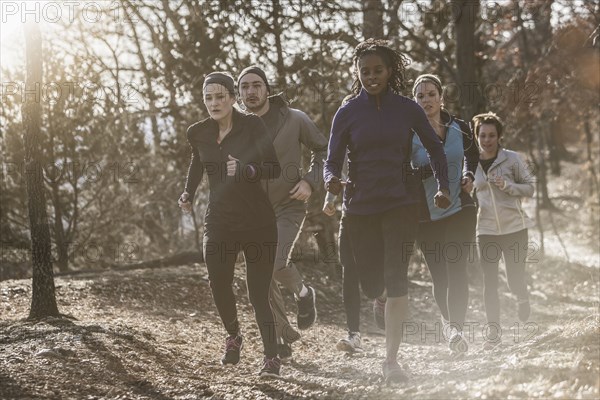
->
[456,118,479,181]
[247,116,281,180]
[324,107,349,185]
[297,110,328,191]
[184,125,204,201]
[412,105,449,192]
[324,154,349,203]
[502,152,535,198]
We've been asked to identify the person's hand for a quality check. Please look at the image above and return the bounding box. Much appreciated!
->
[289,179,312,201]
[325,177,346,195]
[227,155,239,176]
[461,177,474,194]
[434,189,451,209]
[178,192,192,214]
[322,201,336,216]
[492,175,506,190]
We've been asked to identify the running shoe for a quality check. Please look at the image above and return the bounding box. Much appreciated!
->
[297,285,317,330]
[259,356,281,378]
[449,331,468,354]
[336,331,364,353]
[221,335,243,365]
[382,360,408,384]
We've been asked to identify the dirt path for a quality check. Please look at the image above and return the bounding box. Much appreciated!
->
[1,244,598,400]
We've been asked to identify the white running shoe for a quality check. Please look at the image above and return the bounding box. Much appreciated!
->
[336,331,364,353]
[449,330,469,354]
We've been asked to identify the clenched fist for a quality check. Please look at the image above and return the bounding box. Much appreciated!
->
[433,189,451,209]
[178,192,192,214]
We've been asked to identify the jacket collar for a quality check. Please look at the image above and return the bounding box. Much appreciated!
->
[265,93,289,139]
[358,86,393,103]
[485,148,508,172]
[440,109,452,127]
[268,93,289,114]
[196,108,245,143]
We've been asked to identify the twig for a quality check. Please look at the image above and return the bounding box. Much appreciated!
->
[548,209,570,263]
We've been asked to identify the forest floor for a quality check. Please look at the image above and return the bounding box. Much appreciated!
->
[1,157,599,399]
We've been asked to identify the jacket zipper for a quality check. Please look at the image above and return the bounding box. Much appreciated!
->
[515,198,526,229]
[484,167,503,234]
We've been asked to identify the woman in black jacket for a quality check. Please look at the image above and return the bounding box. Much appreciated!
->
[178,72,282,378]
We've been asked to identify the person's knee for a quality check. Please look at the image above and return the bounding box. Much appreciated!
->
[248,288,269,307]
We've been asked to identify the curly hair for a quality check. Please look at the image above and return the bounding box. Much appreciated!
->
[347,38,411,100]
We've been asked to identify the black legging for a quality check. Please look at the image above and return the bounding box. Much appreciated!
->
[203,223,278,358]
[339,216,360,333]
[344,205,419,299]
[478,229,530,326]
[416,206,476,329]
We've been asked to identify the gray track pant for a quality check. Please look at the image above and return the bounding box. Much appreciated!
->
[270,200,306,343]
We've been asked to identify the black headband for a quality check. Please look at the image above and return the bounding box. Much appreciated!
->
[203,72,235,95]
[413,75,443,96]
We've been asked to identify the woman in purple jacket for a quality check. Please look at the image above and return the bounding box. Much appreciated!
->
[324,39,450,383]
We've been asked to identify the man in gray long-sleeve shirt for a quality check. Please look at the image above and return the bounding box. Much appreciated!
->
[238,66,327,362]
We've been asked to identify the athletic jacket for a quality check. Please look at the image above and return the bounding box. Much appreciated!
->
[184,108,281,231]
[324,88,449,215]
[261,95,328,209]
[473,148,535,236]
[411,110,479,221]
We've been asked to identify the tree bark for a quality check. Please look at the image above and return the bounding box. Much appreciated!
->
[23,21,60,319]
[272,0,287,88]
[363,0,384,39]
[452,0,483,120]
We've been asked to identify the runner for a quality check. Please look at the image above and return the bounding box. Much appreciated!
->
[472,111,534,350]
[178,72,282,377]
[323,161,363,354]
[237,66,325,362]
[324,39,450,383]
[411,74,479,354]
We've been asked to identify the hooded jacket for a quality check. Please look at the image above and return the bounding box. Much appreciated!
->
[261,95,328,209]
[473,148,535,236]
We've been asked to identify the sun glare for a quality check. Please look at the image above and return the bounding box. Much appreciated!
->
[0,3,25,71]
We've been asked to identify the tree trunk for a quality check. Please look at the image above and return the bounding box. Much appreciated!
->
[548,120,561,176]
[23,21,60,319]
[537,118,553,209]
[363,0,384,39]
[584,120,599,198]
[272,0,287,88]
[452,0,483,120]
[51,181,70,272]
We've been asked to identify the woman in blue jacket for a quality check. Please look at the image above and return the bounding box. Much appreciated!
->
[411,74,479,355]
[324,39,450,383]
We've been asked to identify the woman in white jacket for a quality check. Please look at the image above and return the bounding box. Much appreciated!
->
[472,112,535,350]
